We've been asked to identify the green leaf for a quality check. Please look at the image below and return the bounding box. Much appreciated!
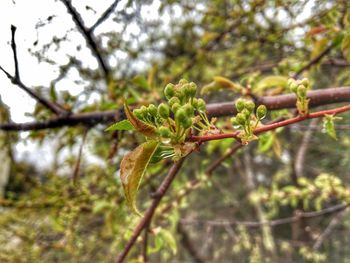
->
[132,75,149,90]
[120,141,159,216]
[254,76,288,94]
[323,114,342,140]
[341,33,350,61]
[105,120,134,131]
[124,102,157,138]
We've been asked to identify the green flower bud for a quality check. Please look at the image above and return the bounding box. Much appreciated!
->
[242,108,251,119]
[235,98,245,112]
[188,82,197,98]
[256,105,267,120]
[164,83,175,99]
[300,78,309,88]
[133,109,143,120]
[158,126,172,138]
[158,103,170,119]
[175,108,188,125]
[192,98,198,108]
[297,85,307,98]
[197,98,206,112]
[182,117,193,129]
[168,97,180,107]
[183,104,194,117]
[290,82,298,93]
[178,79,188,85]
[236,113,246,125]
[171,102,181,113]
[231,117,239,126]
[287,78,295,87]
[148,104,157,116]
[180,83,191,98]
[245,100,255,113]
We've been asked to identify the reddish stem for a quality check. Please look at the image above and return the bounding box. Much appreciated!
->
[189,104,350,143]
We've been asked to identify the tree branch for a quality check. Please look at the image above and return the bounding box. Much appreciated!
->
[61,0,111,80]
[89,0,121,33]
[1,87,350,132]
[0,26,67,116]
[180,203,349,228]
[190,103,350,143]
[115,158,186,263]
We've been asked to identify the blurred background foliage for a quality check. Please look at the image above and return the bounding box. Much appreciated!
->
[1,0,350,262]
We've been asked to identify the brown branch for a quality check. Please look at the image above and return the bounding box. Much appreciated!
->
[0,26,67,116]
[180,203,349,228]
[293,44,335,78]
[1,87,350,132]
[115,158,186,263]
[10,25,20,79]
[61,0,110,80]
[190,103,350,143]
[312,208,348,250]
[72,128,89,185]
[89,0,121,33]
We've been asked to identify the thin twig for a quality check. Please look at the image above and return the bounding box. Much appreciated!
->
[141,221,150,263]
[180,203,349,228]
[115,158,186,263]
[61,0,110,80]
[72,128,89,185]
[10,25,20,80]
[0,26,67,116]
[177,223,205,263]
[89,0,120,33]
[312,208,348,250]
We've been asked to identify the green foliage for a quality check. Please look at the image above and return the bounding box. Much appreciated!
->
[288,77,311,115]
[105,119,134,131]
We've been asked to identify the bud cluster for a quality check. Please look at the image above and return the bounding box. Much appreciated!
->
[231,98,267,144]
[288,78,310,115]
[132,79,210,144]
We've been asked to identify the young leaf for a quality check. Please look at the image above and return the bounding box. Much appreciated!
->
[254,76,288,94]
[323,114,342,140]
[124,102,157,138]
[105,120,134,131]
[120,141,159,216]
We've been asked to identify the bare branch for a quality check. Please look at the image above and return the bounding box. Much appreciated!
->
[10,25,20,80]
[1,87,350,132]
[61,0,111,80]
[0,26,67,116]
[89,0,120,33]
[115,158,186,263]
[72,128,89,185]
[180,203,350,228]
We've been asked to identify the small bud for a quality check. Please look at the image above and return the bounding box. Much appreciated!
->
[175,108,188,125]
[235,98,245,112]
[242,109,251,119]
[168,97,180,107]
[231,117,239,126]
[183,104,194,117]
[182,117,193,129]
[178,79,188,85]
[171,102,181,113]
[133,109,143,120]
[245,100,255,113]
[287,78,295,87]
[188,82,197,98]
[192,98,198,108]
[289,82,298,93]
[164,83,175,99]
[300,78,309,88]
[256,105,267,120]
[148,104,157,116]
[158,103,170,119]
[158,126,172,138]
[297,85,307,98]
[236,113,246,125]
[197,98,206,112]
